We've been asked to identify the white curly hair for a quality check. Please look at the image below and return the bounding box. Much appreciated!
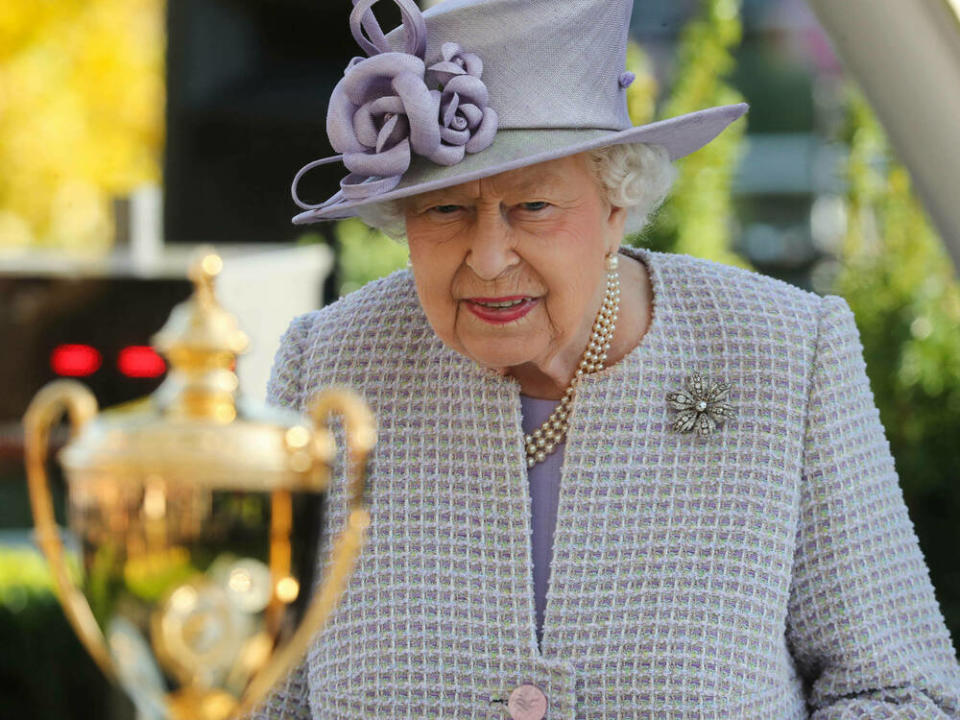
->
[355,142,676,240]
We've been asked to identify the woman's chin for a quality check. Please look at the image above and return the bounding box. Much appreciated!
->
[461,340,542,373]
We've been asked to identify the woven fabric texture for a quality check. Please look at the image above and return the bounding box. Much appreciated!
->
[250,247,960,719]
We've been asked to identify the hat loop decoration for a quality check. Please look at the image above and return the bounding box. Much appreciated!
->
[291,0,499,211]
[350,0,426,58]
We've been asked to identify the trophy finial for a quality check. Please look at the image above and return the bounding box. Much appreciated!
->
[151,247,249,421]
[189,249,223,308]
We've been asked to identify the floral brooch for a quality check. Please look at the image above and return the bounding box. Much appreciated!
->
[666,374,736,436]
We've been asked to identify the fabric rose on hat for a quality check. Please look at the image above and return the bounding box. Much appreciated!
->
[326,52,442,197]
[427,43,498,165]
[294,0,499,206]
[428,41,484,85]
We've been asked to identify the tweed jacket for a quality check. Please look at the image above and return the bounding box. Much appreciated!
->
[255,248,960,719]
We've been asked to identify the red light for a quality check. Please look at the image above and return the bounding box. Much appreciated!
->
[117,346,166,378]
[51,344,102,377]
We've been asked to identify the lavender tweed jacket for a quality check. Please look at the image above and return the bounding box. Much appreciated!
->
[255,247,960,719]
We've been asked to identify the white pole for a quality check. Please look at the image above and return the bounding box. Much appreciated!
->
[806,0,960,271]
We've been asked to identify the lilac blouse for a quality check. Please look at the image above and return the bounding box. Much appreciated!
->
[519,394,565,649]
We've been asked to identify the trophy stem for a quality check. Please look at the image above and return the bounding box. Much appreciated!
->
[166,687,237,720]
[235,508,369,718]
[265,490,293,638]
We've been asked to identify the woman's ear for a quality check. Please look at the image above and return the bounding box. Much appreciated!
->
[606,203,628,252]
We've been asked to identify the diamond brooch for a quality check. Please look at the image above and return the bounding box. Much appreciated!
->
[666,374,736,436]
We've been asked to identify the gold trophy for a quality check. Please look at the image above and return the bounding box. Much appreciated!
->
[23,250,375,720]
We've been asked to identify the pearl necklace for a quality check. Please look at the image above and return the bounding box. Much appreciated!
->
[524,253,621,468]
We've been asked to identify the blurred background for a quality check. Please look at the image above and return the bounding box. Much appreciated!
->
[0,0,958,717]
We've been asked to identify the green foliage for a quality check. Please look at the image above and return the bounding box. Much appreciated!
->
[0,546,57,603]
[333,219,409,296]
[0,546,113,719]
[832,91,960,636]
[631,0,749,270]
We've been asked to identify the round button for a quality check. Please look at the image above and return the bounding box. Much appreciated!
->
[507,684,547,720]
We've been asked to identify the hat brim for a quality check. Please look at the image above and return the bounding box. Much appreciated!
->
[292,103,748,224]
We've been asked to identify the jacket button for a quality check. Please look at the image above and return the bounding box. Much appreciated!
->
[507,684,547,720]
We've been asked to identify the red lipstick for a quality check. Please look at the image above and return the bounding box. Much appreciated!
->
[464,296,538,324]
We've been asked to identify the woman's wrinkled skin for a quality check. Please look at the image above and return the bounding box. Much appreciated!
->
[404,152,653,400]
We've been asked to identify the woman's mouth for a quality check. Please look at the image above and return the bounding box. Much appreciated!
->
[464,296,538,324]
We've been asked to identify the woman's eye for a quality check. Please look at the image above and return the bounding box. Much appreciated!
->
[430,204,462,215]
[520,201,549,212]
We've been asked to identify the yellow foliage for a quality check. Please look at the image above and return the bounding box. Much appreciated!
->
[0,0,165,253]
[625,40,657,126]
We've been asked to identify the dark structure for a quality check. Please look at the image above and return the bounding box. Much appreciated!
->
[164,0,366,245]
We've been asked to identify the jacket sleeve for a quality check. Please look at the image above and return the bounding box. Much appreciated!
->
[247,314,316,720]
[786,294,960,718]
[266,312,316,414]
[247,662,313,720]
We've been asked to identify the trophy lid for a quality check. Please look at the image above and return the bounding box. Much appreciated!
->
[58,249,333,491]
[153,251,250,359]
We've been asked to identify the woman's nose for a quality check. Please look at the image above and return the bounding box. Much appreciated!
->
[465,213,519,280]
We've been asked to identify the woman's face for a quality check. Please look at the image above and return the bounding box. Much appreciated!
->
[404,153,626,384]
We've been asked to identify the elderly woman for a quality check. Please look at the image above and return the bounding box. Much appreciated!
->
[257,0,960,718]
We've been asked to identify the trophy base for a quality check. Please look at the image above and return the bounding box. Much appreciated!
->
[167,687,237,720]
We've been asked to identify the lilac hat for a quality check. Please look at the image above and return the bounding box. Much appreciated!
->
[291,0,748,224]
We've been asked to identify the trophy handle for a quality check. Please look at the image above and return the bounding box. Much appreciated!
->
[236,387,376,717]
[23,379,116,679]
